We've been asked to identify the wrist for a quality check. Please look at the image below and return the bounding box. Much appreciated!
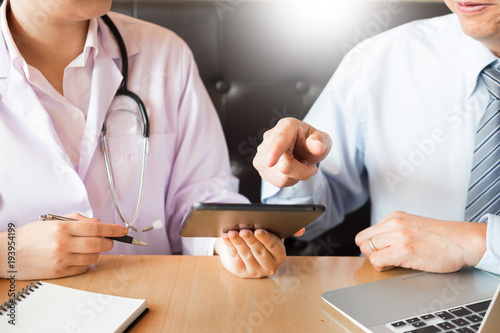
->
[214,238,222,255]
[462,222,487,267]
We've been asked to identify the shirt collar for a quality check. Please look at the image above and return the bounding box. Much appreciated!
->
[459,27,499,98]
[68,17,100,68]
[96,12,140,61]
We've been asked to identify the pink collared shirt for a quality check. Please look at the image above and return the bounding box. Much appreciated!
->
[0,6,248,255]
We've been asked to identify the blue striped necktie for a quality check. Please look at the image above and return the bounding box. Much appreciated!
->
[464,65,500,222]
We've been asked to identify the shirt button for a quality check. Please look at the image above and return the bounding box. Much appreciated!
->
[71,112,81,120]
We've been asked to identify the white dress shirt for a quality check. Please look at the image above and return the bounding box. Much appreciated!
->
[0,5,248,255]
[263,14,500,274]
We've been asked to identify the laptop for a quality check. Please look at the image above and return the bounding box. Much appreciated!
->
[321,267,500,333]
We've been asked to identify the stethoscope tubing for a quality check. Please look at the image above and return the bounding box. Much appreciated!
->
[100,14,150,139]
[100,14,154,232]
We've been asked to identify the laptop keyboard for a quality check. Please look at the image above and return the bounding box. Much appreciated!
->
[386,298,491,333]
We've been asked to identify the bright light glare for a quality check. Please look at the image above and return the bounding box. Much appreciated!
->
[281,0,361,38]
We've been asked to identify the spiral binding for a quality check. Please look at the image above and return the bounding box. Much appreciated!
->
[0,281,42,315]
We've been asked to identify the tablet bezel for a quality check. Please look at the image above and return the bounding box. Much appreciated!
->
[179,203,326,238]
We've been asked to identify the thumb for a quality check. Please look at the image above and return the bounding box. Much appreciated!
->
[305,131,331,161]
[66,212,100,223]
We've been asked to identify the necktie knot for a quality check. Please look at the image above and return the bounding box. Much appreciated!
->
[481,66,500,100]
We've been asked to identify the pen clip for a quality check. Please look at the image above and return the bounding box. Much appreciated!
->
[40,214,76,221]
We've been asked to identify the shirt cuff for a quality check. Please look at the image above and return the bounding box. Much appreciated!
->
[182,237,217,256]
[475,214,500,274]
[261,173,326,204]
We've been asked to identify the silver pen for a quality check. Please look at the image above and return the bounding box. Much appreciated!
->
[40,214,148,246]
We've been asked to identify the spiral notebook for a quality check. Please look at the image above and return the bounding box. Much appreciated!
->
[0,281,148,333]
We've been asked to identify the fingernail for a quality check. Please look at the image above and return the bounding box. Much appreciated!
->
[241,231,251,239]
[255,229,265,238]
[313,138,325,153]
[121,227,129,235]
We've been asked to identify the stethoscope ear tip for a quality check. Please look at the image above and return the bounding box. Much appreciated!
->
[152,220,164,230]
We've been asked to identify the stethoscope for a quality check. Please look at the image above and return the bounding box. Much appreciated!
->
[100,14,162,232]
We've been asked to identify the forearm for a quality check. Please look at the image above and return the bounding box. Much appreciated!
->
[262,169,369,241]
[262,174,339,240]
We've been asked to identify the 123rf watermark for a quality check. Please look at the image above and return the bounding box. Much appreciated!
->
[4,221,17,325]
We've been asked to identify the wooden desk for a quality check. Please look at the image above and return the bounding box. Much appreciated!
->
[1,256,413,332]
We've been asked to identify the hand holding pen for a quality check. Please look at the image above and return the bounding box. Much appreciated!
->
[1,213,134,280]
[40,214,148,246]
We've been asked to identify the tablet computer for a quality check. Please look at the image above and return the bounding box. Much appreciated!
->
[179,203,326,238]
